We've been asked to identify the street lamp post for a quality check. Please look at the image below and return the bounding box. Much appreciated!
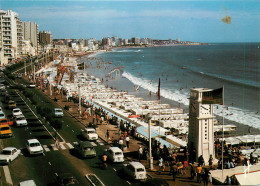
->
[146,113,154,170]
[24,58,26,75]
[49,74,52,96]
[78,83,81,116]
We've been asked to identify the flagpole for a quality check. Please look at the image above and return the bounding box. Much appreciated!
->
[222,85,225,180]
[158,77,161,143]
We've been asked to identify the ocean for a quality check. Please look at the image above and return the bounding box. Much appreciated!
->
[82,43,260,131]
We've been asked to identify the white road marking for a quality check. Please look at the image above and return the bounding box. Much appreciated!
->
[72,130,74,132]
[60,143,66,150]
[43,145,50,152]
[90,142,97,146]
[51,144,58,151]
[113,168,116,172]
[48,162,51,165]
[3,166,13,185]
[126,181,131,185]
[55,173,58,176]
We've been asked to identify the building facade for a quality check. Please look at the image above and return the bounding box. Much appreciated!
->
[23,22,38,54]
[0,9,24,64]
[188,88,215,164]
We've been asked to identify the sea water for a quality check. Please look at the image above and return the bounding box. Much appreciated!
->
[82,43,260,130]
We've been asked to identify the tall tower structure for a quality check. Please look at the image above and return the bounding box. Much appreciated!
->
[188,88,216,164]
[23,22,38,53]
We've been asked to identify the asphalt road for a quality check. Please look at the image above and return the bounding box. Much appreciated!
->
[0,73,141,185]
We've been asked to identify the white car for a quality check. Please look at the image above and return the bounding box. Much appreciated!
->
[105,147,124,163]
[12,108,23,117]
[81,128,98,141]
[15,115,28,127]
[54,108,64,117]
[26,139,44,155]
[19,180,36,186]
[0,147,21,164]
[121,162,147,180]
[0,106,2,112]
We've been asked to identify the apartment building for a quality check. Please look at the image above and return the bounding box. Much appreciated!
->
[23,22,38,54]
[0,10,23,64]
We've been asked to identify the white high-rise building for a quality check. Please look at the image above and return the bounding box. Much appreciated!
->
[0,9,23,64]
[23,22,38,54]
[188,88,215,164]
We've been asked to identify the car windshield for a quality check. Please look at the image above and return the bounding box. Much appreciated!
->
[87,131,95,134]
[0,119,7,123]
[115,152,122,155]
[14,110,20,113]
[137,168,145,172]
[55,109,62,112]
[2,150,11,155]
[83,147,93,150]
[17,117,25,121]
[30,142,40,147]
[0,113,4,117]
[1,127,10,130]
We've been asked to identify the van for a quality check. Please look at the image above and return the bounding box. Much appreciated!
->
[122,162,147,180]
[105,147,124,163]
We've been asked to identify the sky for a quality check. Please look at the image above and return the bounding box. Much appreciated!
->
[1,0,260,42]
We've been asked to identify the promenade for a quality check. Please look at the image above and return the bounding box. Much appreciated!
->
[42,85,201,186]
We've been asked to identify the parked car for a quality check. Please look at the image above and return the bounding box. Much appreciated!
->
[19,180,36,186]
[81,128,98,141]
[26,139,44,155]
[0,111,5,119]
[8,100,16,109]
[0,125,13,138]
[0,118,13,126]
[74,141,96,158]
[105,147,124,163]
[14,115,28,127]
[56,173,79,185]
[120,162,147,181]
[0,107,2,112]
[13,108,23,117]
[0,147,21,164]
[54,108,64,117]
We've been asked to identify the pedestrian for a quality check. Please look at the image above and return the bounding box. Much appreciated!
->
[208,154,213,169]
[190,162,195,180]
[125,135,130,149]
[138,146,143,161]
[183,159,188,175]
[158,156,164,173]
[203,168,209,186]
[106,130,110,142]
[173,163,178,181]
[197,164,202,183]
[198,155,205,166]
[119,137,124,151]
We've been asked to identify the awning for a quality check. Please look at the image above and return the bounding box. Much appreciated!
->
[136,126,160,139]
